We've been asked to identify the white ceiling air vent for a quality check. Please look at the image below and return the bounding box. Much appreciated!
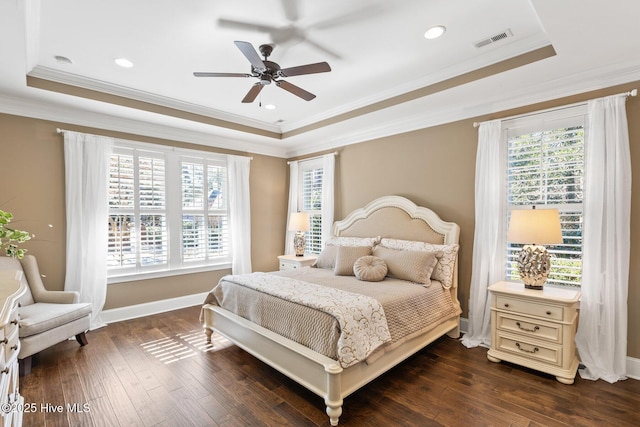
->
[473,29,514,48]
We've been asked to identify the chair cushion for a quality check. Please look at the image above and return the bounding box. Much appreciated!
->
[19,302,92,338]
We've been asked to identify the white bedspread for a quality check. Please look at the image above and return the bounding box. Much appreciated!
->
[219,272,392,368]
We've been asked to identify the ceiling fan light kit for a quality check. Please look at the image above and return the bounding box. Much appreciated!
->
[194,40,331,103]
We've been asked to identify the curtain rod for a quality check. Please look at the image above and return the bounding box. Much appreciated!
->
[287,151,338,165]
[473,88,637,128]
[56,128,253,160]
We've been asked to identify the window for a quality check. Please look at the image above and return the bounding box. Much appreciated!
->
[298,159,324,254]
[505,108,585,287]
[108,142,230,279]
[180,156,229,263]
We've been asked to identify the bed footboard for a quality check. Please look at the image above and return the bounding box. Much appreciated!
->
[202,303,460,426]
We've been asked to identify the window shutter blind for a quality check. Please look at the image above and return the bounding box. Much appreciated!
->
[506,121,584,287]
[302,166,323,254]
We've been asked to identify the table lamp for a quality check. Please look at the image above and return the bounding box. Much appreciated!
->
[288,212,310,256]
[507,207,563,289]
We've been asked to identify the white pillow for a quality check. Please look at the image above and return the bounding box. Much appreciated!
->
[379,238,459,289]
[325,236,381,247]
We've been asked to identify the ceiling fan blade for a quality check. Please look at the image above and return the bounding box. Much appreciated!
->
[281,0,299,21]
[242,84,264,103]
[193,72,252,78]
[276,80,316,101]
[234,41,266,72]
[218,18,278,34]
[279,61,331,77]
[311,4,383,31]
[301,37,342,60]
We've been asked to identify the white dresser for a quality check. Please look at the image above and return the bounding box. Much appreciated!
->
[487,281,580,384]
[0,270,26,427]
[277,254,318,271]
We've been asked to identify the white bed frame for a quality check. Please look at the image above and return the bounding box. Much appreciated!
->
[202,195,461,425]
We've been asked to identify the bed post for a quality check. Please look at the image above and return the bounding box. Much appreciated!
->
[202,304,214,343]
[325,363,343,426]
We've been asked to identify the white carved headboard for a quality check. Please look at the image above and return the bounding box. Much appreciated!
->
[333,195,460,295]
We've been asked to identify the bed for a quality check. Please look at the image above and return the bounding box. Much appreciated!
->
[201,195,461,426]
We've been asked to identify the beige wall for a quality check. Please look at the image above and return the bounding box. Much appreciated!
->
[0,116,288,309]
[1,80,638,358]
[331,81,640,359]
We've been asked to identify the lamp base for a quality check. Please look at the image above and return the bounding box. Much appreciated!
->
[293,231,306,257]
[517,244,551,289]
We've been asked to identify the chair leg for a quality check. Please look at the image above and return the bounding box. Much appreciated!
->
[76,331,89,346]
[19,356,32,376]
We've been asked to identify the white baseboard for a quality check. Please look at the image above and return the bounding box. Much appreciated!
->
[626,356,640,380]
[100,292,208,324]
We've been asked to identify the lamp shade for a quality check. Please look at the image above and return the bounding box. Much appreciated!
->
[507,208,563,245]
[288,212,310,231]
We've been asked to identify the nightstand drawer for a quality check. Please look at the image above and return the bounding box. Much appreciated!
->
[496,295,563,321]
[495,332,562,366]
[496,312,562,343]
[279,261,300,270]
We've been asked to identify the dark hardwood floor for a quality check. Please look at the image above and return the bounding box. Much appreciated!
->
[20,306,640,427]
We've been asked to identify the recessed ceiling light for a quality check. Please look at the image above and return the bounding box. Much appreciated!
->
[54,55,73,65]
[424,25,446,40]
[114,57,134,68]
[264,104,276,110]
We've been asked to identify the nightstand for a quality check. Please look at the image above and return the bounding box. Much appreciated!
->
[277,254,318,271]
[487,281,581,384]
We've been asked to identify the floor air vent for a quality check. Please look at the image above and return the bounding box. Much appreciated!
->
[474,29,513,48]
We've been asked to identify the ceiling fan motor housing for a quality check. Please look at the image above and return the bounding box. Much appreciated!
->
[255,60,280,85]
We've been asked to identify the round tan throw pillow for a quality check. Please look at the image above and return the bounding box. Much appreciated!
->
[353,256,388,282]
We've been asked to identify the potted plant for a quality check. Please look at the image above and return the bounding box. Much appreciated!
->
[0,210,31,258]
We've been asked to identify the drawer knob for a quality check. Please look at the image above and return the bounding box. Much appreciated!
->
[516,322,540,333]
[0,368,8,375]
[10,319,18,325]
[0,338,7,345]
[10,345,17,351]
[503,303,510,308]
[515,342,539,354]
[546,311,552,315]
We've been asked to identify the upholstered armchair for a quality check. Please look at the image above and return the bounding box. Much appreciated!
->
[0,255,92,375]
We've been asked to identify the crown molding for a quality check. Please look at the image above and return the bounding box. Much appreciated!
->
[280,34,553,133]
[0,93,289,158]
[28,65,283,134]
[283,60,640,157]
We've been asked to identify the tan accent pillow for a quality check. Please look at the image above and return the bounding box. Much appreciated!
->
[353,256,388,282]
[379,238,459,288]
[314,236,381,270]
[373,245,441,285]
[334,246,372,276]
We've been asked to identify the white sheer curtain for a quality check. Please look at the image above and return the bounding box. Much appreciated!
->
[461,120,506,348]
[320,153,335,244]
[575,94,631,383]
[63,131,113,330]
[285,160,299,255]
[228,155,252,274]
[285,154,335,254]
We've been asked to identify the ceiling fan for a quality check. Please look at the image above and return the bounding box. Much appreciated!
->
[193,41,331,103]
